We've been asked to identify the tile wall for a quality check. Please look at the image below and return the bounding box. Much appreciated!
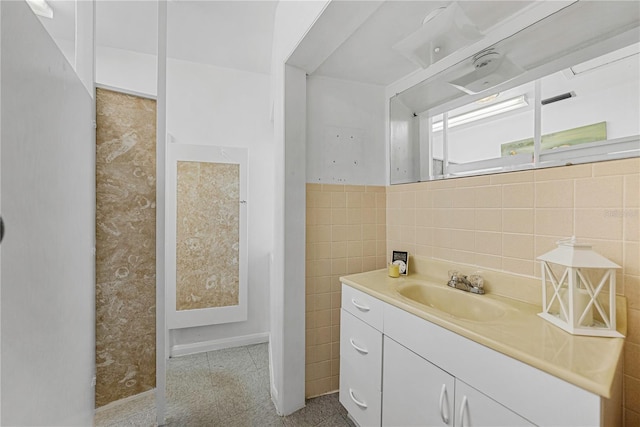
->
[386,158,639,425]
[305,184,387,397]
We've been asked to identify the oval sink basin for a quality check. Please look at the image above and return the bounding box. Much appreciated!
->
[397,282,511,322]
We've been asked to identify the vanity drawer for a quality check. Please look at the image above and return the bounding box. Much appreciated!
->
[341,283,383,331]
[340,309,382,390]
[339,356,382,427]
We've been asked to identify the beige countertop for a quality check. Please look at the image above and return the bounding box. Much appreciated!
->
[340,267,626,399]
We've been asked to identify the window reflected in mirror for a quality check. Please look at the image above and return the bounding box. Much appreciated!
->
[389,0,640,185]
[391,41,640,184]
[538,43,640,166]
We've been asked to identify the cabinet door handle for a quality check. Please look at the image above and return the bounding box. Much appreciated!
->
[351,298,370,312]
[349,338,369,354]
[439,383,450,424]
[458,395,469,427]
[349,388,368,409]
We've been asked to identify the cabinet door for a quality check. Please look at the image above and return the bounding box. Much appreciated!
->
[454,380,533,427]
[383,337,455,427]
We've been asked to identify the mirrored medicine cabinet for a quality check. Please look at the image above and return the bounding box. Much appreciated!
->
[390,1,640,184]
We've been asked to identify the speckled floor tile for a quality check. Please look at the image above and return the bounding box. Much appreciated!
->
[283,395,338,427]
[169,351,210,375]
[95,391,155,427]
[167,353,214,396]
[221,399,286,427]
[105,409,157,427]
[315,413,353,427]
[213,369,271,419]
[324,392,348,417]
[247,343,270,370]
[94,345,348,427]
[207,346,257,373]
[165,408,225,427]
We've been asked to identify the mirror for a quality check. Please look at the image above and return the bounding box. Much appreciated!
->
[390,1,640,184]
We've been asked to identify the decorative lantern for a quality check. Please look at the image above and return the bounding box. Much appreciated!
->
[537,237,623,337]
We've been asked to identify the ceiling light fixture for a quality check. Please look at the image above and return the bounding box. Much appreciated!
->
[392,3,482,68]
[26,0,53,19]
[432,95,528,132]
[449,48,524,95]
[475,93,500,104]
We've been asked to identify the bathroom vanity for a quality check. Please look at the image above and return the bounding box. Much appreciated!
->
[338,261,625,427]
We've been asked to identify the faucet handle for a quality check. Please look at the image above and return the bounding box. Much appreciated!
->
[448,270,461,280]
[468,273,484,289]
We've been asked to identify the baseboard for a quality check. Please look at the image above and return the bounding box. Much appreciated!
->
[269,337,281,414]
[170,332,269,357]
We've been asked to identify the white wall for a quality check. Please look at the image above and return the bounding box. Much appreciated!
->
[35,1,94,96]
[389,97,420,184]
[270,0,329,416]
[1,2,94,425]
[37,1,76,68]
[96,48,275,348]
[166,59,274,347]
[307,75,386,185]
[96,46,157,97]
[75,0,95,96]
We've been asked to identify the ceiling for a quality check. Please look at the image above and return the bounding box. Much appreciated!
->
[312,1,532,86]
[306,1,536,86]
[46,0,631,89]
[165,1,277,74]
[38,0,536,84]
[36,0,540,83]
[41,0,278,75]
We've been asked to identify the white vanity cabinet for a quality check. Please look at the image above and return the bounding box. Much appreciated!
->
[339,286,383,427]
[339,283,606,427]
[454,379,533,427]
[383,337,531,427]
[382,336,455,426]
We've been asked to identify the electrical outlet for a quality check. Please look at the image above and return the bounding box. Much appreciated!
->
[91,376,96,387]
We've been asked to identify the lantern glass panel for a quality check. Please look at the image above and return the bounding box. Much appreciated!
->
[576,267,611,328]
[543,262,570,321]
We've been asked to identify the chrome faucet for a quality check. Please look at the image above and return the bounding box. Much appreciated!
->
[447,271,485,294]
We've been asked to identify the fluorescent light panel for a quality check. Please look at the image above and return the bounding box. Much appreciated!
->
[432,95,528,132]
[26,0,53,19]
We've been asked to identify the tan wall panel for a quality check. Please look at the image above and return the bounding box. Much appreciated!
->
[305,184,387,398]
[95,88,156,407]
[176,161,240,311]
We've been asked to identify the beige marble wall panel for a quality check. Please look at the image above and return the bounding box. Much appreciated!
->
[176,161,240,310]
[95,88,156,408]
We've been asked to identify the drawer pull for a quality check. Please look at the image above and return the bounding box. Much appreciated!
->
[349,338,369,354]
[351,298,370,312]
[439,383,450,424]
[349,388,368,409]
